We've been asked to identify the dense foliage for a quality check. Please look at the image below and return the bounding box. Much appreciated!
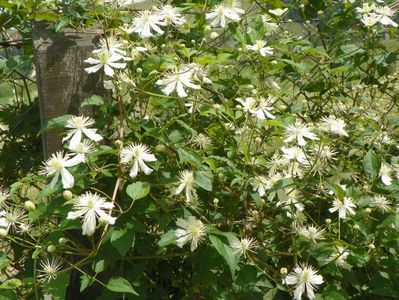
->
[1,0,399,299]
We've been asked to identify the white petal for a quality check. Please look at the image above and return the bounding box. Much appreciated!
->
[82,128,103,142]
[69,130,82,150]
[129,160,139,178]
[61,168,74,189]
[84,64,103,74]
[82,211,96,236]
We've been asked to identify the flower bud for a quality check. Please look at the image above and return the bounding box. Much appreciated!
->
[155,144,166,152]
[299,4,305,9]
[191,40,195,44]
[213,104,221,110]
[271,60,278,65]
[204,25,211,33]
[47,245,56,253]
[280,267,288,275]
[210,32,219,40]
[325,218,332,225]
[213,198,219,205]
[0,228,8,237]
[161,44,166,49]
[368,243,375,250]
[24,201,36,211]
[63,190,73,201]
[365,208,371,214]
[238,47,243,52]
[136,68,143,74]
[317,10,324,17]
[58,238,68,246]
[353,224,360,230]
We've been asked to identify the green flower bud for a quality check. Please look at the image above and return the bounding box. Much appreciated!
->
[24,201,36,211]
[0,228,8,237]
[47,245,56,253]
[63,190,73,201]
[58,238,68,246]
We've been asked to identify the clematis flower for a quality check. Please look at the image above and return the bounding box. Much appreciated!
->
[69,140,94,164]
[206,0,244,28]
[236,96,275,120]
[40,152,84,189]
[175,216,206,251]
[246,40,274,56]
[156,67,201,98]
[157,5,185,26]
[174,170,198,202]
[129,10,165,38]
[38,257,63,282]
[379,163,393,185]
[321,115,348,136]
[120,143,157,178]
[284,263,323,300]
[67,192,115,236]
[84,49,126,76]
[284,121,318,146]
[297,225,325,243]
[326,247,352,270]
[63,116,103,150]
[329,197,356,219]
[229,236,258,258]
[281,147,308,164]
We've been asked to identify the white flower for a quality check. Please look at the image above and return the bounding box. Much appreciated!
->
[371,195,391,213]
[379,163,393,185]
[356,3,377,14]
[0,210,10,230]
[329,197,356,219]
[236,96,275,120]
[40,152,83,189]
[251,176,269,197]
[38,257,63,282]
[285,263,323,300]
[175,170,198,202]
[229,236,258,257]
[284,121,318,146]
[156,67,201,98]
[261,15,279,33]
[321,115,348,136]
[277,189,304,212]
[69,140,95,164]
[0,187,9,208]
[361,13,381,27]
[269,8,288,17]
[297,225,325,243]
[158,5,185,26]
[93,36,126,56]
[120,143,157,178]
[326,246,351,270]
[206,0,245,28]
[246,40,274,56]
[281,147,308,164]
[67,192,115,236]
[175,216,206,251]
[84,49,126,76]
[376,6,398,27]
[129,10,165,38]
[187,63,212,84]
[63,116,103,150]
[191,133,212,149]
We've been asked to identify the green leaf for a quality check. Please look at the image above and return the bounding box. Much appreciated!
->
[106,277,139,295]
[80,275,95,292]
[363,149,380,180]
[194,170,213,191]
[158,229,177,247]
[110,223,135,256]
[0,290,17,300]
[209,234,239,279]
[126,182,150,202]
[0,279,22,290]
[81,95,105,107]
[54,16,70,32]
[43,273,69,300]
[38,114,73,136]
[177,148,203,167]
[0,252,9,271]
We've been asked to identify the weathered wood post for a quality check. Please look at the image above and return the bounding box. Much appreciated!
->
[33,21,108,158]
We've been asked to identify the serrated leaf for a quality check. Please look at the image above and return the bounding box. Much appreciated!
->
[126,182,150,202]
[106,277,138,295]
[363,149,380,180]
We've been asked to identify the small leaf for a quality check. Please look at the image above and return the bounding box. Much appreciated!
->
[194,170,213,191]
[37,114,73,136]
[0,279,22,290]
[81,95,105,107]
[110,223,135,256]
[363,149,380,180]
[158,230,177,247]
[106,277,138,295]
[126,182,150,202]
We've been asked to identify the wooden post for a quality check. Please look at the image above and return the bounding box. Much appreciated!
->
[33,21,108,158]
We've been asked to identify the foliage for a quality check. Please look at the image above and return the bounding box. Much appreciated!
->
[2,0,399,299]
